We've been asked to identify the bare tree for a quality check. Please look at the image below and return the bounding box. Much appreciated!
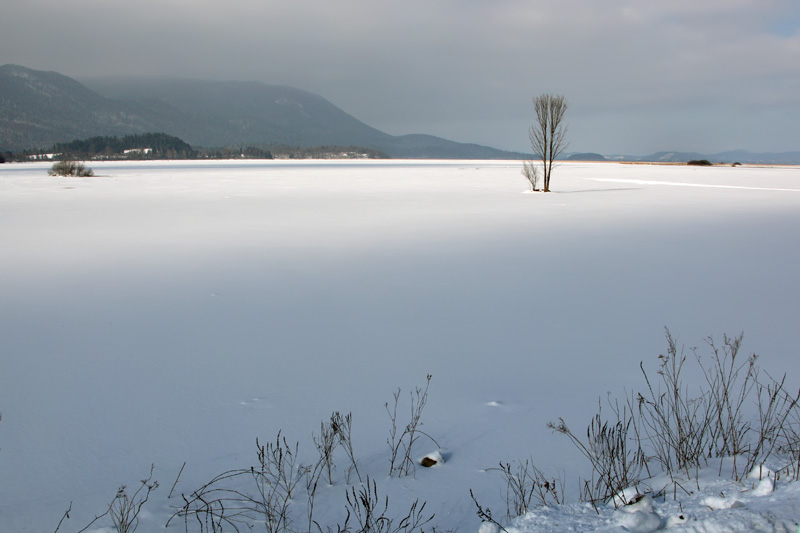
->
[527,94,568,192]
[521,160,539,192]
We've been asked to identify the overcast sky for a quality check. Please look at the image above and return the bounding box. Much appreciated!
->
[3,0,799,154]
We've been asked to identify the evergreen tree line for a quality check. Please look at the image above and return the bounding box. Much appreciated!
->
[2,134,389,162]
[194,145,387,159]
[48,133,196,160]
[268,145,389,159]
[195,145,274,159]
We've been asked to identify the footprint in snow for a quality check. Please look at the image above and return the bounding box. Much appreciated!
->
[484,400,514,411]
[239,397,273,409]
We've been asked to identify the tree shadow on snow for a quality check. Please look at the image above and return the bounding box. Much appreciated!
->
[555,187,643,194]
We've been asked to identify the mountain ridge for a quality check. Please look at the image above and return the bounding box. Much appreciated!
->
[0,64,523,158]
[3,65,798,163]
[607,149,800,165]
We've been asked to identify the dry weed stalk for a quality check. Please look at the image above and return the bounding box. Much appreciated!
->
[386,375,439,477]
[342,477,434,533]
[549,329,800,511]
[488,459,564,519]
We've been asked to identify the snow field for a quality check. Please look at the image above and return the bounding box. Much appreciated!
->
[0,160,799,532]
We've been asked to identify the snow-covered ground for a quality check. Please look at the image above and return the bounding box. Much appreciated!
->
[0,160,798,532]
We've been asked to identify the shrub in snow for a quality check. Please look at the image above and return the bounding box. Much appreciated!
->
[170,433,436,533]
[314,411,362,484]
[635,331,800,482]
[521,161,539,191]
[49,159,94,177]
[344,478,434,533]
[485,329,800,518]
[168,378,441,533]
[487,458,565,520]
[59,465,158,533]
[548,403,646,508]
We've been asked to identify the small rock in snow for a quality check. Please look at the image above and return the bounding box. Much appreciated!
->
[420,450,444,467]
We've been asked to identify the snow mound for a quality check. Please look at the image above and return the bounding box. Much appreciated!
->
[612,495,663,532]
[506,473,800,533]
[478,521,500,533]
[751,477,775,497]
[701,495,743,510]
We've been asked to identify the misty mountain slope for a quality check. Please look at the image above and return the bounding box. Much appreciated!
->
[373,133,522,159]
[83,77,395,148]
[0,64,521,157]
[0,64,154,150]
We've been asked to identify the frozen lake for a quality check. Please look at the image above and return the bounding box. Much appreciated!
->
[1,159,799,532]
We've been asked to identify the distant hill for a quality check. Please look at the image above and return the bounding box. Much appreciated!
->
[606,150,800,165]
[0,64,154,151]
[567,152,607,161]
[710,149,800,165]
[0,64,524,159]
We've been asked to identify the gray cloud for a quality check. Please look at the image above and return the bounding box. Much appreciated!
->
[3,0,799,154]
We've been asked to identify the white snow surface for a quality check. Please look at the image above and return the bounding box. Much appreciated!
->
[1,160,799,532]
[507,467,800,532]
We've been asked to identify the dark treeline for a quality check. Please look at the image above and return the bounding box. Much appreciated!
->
[268,145,389,159]
[3,134,389,162]
[50,133,196,159]
[6,133,196,161]
[196,145,274,159]
[173,144,388,160]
